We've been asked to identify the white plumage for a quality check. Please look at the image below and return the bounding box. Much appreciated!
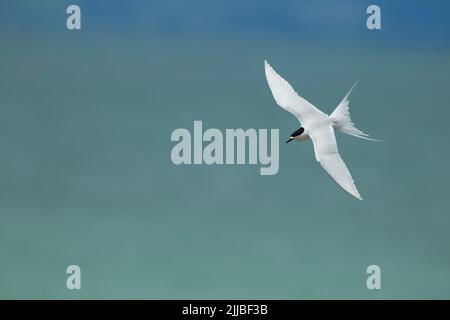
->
[264,60,377,200]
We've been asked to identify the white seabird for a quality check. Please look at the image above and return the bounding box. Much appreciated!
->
[265,60,378,200]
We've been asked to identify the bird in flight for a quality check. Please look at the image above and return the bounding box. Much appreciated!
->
[264,60,378,200]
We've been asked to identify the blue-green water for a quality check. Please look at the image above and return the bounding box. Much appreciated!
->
[0,32,450,299]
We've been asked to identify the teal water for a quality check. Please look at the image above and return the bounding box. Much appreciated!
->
[0,34,450,299]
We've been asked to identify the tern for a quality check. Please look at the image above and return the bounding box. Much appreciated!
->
[264,60,378,200]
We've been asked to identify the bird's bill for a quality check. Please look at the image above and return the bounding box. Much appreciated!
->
[286,137,294,144]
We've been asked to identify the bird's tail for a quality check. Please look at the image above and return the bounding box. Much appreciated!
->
[330,83,380,141]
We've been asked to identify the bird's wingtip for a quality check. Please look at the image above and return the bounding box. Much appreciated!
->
[264,60,273,75]
[352,190,363,201]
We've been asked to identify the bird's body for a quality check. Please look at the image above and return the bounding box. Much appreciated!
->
[264,60,377,200]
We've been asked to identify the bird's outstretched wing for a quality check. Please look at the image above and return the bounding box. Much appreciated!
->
[264,60,326,123]
[310,125,363,200]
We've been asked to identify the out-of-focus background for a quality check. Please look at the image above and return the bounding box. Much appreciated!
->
[0,0,449,299]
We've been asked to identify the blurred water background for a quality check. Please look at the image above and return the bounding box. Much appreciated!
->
[0,0,449,299]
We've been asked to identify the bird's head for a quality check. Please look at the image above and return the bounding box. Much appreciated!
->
[286,127,305,144]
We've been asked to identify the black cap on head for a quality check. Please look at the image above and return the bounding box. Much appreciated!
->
[290,127,304,138]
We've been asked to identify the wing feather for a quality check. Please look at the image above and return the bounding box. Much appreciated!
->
[310,126,363,200]
[264,60,325,123]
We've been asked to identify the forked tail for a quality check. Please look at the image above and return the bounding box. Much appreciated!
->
[330,83,379,141]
